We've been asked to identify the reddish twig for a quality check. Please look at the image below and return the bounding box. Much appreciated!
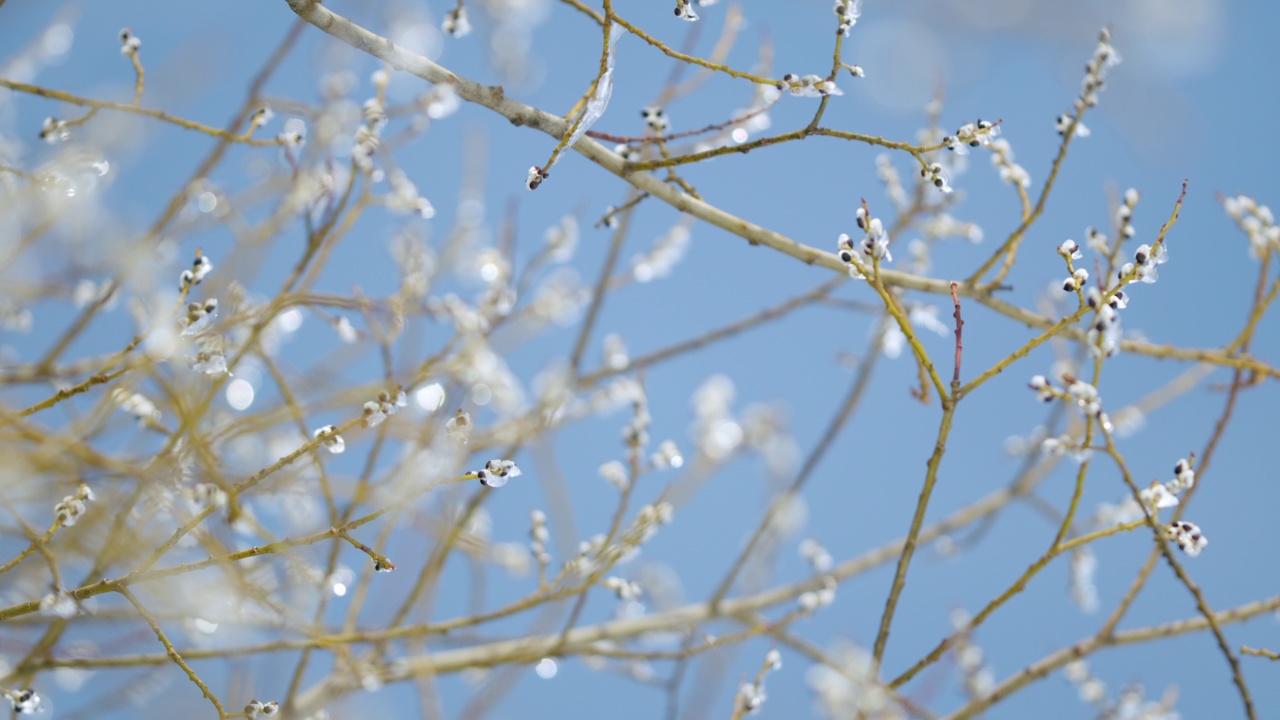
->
[586,98,778,146]
[1155,179,1189,249]
[949,281,963,389]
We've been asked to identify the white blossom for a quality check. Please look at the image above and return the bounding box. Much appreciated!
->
[478,459,522,488]
[376,389,408,418]
[1028,374,1054,402]
[526,165,548,191]
[921,162,952,193]
[361,400,387,427]
[446,409,472,443]
[1168,458,1196,493]
[838,207,892,278]
[323,317,355,343]
[352,124,380,172]
[442,8,472,38]
[53,483,94,527]
[1065,379,1100,415]
[245,699,280,718]
[736,681,765,714]
[834,0,862,36]
[545,215,580,263]
[40,587,78,618]
[777,73,843,98]
[641,106,670,133]
[599,460,629,491]
[179,253,214,290]
[650,439,684,469]
[766,649,782,671]
[1167,521,1207,557]
[1055,113,1090,137]
[188,482,229,511]
[181,299,219,336]
[112,388,161,425]
[799,538,834,573]
[1139,481,1178,513]
[119,27,141,55]
[281,115,308,150]
[1132,242,1169,284]
[4,688,41,715]
[602,576,642,601]
[632,221,690,282]
[798,576,837,612]
[949,119,1000,153]
[40,116,69,143]
[313,425,346,454]
[1069,547,1099,613]
[602,333,629,370]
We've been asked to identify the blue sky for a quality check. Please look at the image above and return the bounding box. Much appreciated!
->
[2,1,1278,718]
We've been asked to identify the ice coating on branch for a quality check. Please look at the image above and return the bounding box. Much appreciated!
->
[566,25,625,149]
